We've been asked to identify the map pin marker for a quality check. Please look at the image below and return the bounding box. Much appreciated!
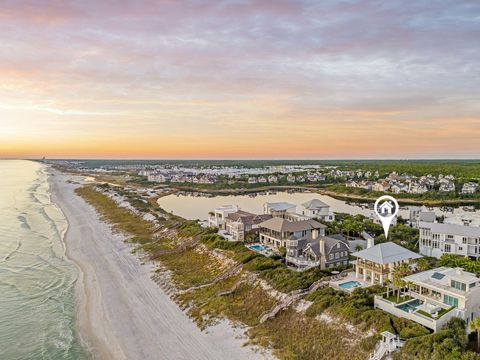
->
[374,195,399,239]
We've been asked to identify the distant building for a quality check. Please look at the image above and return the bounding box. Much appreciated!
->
[461,182,478,194]
[286,174,296,183]
[267,175,278,183]
[297,199,335,222]
[147,174,167,183]
[419,221,480,259]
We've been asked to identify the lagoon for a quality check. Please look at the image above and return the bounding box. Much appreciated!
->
[157,191,478,221]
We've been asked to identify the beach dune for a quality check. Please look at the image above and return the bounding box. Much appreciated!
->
[50,170,266,360]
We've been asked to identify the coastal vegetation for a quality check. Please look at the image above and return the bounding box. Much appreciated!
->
[394,318,480,360]
[75,184,478,360]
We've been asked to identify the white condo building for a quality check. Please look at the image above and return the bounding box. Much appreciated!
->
[418,221,480,259]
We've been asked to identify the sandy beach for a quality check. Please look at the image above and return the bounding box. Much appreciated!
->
[50,169,269,360]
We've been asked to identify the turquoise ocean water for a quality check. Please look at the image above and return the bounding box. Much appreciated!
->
[0,160,87,359]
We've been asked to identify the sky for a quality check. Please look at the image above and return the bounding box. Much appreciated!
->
[1,0,479,159]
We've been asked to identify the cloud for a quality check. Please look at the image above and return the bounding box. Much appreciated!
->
[0,0,479,158]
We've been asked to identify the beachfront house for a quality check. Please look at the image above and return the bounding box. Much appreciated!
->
[208,205,239,230]
[352,242,422,285]
[257,217,348,270]
[374,267,480,332]
[224,210,272,241]
[418,221,480,259]
[258,217,325,249]
[286,235,349,271]
[296,199,335,222]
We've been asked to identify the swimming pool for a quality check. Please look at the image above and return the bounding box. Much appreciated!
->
[248,244,267,252]
[339,281,361,289]
[397,299,422,312]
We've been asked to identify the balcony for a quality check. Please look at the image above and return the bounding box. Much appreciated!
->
[286,255,320,270]
[356,260,390,275]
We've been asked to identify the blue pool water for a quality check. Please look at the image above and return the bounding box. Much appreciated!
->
[339,281,361,289]
[249,244,267,252]
[397,299,422,312]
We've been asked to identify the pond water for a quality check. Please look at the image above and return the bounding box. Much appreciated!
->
[157,191,479,221]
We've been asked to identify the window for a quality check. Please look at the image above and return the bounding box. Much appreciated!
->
[451,280,466,291]
[444,294,459,307]
[445,244,451,253]
[463,237,468,244]
[335,253,339,259]
[459,247,463,251]
[470,283,476,289]
[329,254,334,260]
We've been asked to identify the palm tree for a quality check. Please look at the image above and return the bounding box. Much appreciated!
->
[355,243,363,252]
[393,262,413,302]
[417,258,430,272]
[470,317,480,351]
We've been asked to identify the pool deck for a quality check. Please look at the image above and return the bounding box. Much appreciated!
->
[330,272,371,292]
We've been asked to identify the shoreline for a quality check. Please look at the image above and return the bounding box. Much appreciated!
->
[49,168,270,360]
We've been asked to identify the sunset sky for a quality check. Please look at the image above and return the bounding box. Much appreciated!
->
[1,0,479,159]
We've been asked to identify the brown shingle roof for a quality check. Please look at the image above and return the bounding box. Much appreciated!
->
[258,217,326,233]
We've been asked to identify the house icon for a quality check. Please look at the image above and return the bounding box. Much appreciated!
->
[378,201,394,216]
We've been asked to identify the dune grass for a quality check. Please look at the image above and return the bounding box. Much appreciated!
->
[75,185,381,359]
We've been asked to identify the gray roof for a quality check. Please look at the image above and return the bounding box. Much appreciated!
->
[258,217,325,233]
[418,212,436,223]
[301,199,329,210]
[264,202,296,211]
[226,211,272,226]
[298,236,349,256]
[352,242,422,264]
[419,221,480,237]
[225,210,256,221]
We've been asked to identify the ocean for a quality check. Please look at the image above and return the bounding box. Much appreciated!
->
[0,160,87,359]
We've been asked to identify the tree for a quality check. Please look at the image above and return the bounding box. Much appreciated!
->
[470,317,480,351]
[393,262,413,302]
[417,258,431,272]
[355,243,363,252]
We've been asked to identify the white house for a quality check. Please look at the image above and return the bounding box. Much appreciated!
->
[287,174,296,183]
[296,199,335,222]
[419,221,480,259]
[208,205,239,230]
[462,182,478,194]
[268,175,278,183]
[374,267,480,332]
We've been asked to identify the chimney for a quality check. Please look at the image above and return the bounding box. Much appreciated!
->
[312,228,319,240]
[367,238,374,249]
[319,237,326,269]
